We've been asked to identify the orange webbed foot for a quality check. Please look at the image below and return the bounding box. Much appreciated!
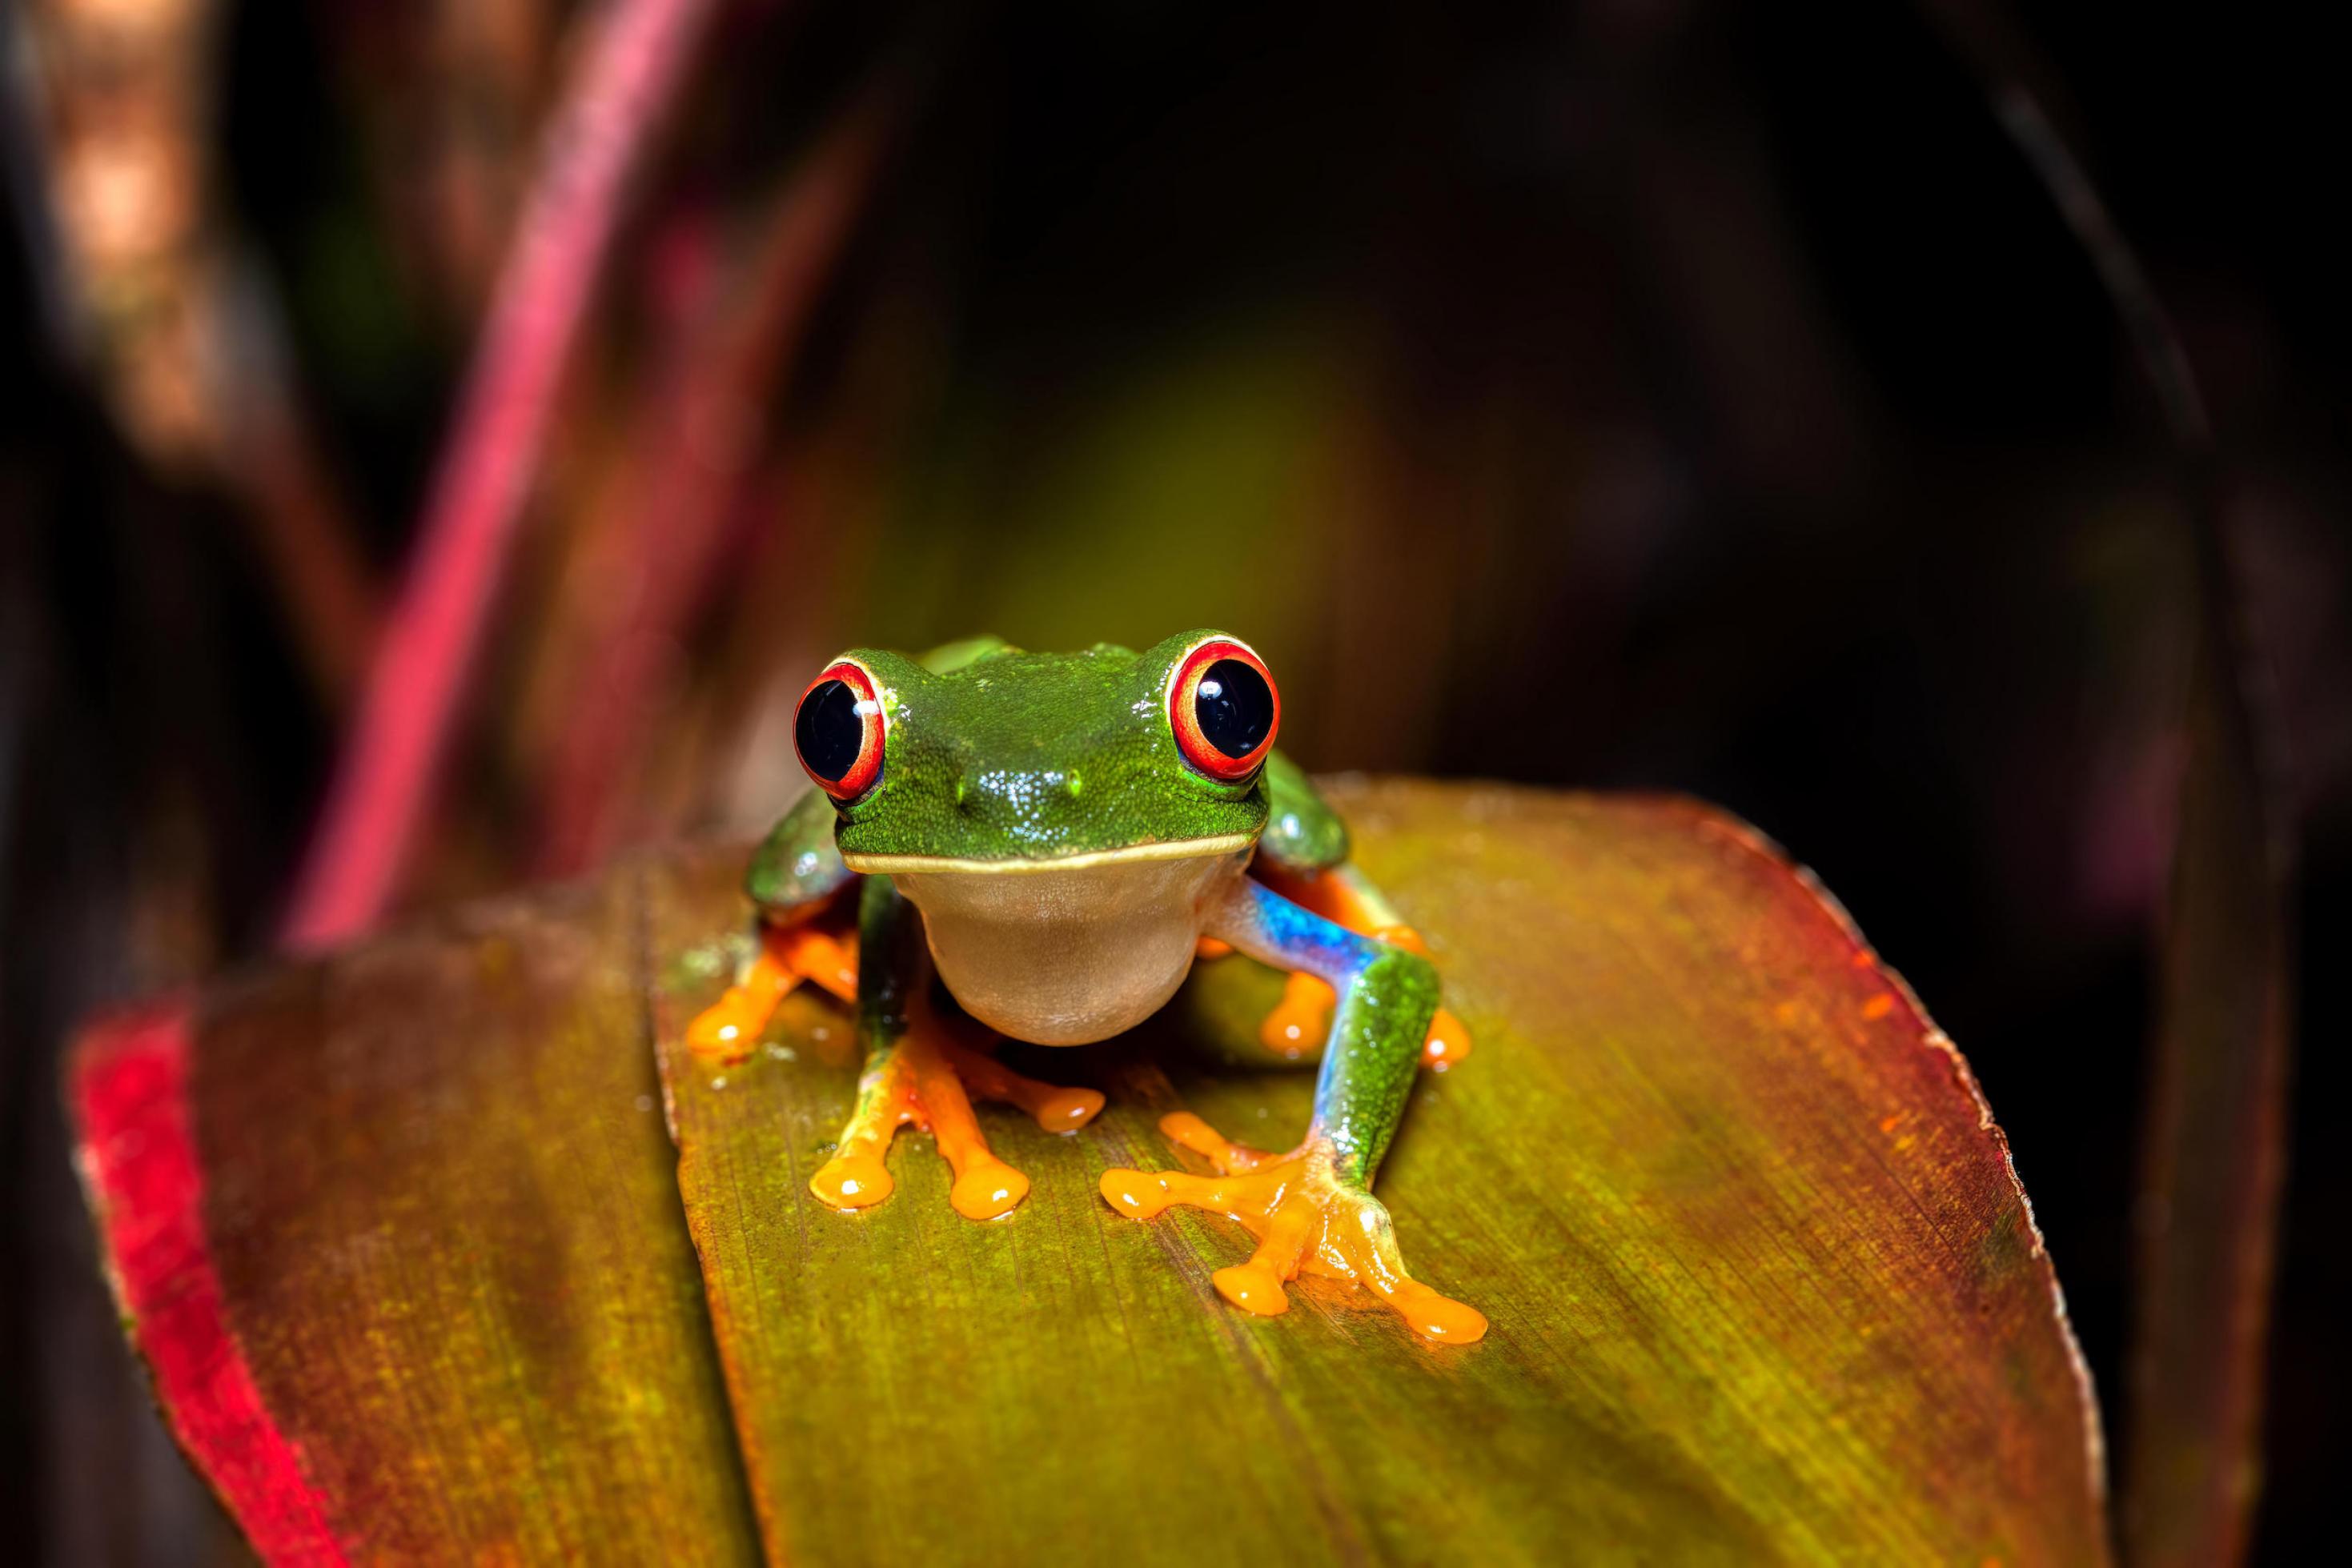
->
[809,1010,1103,1221]
[688,921,858,1065]
[1098,1113,1487,1345]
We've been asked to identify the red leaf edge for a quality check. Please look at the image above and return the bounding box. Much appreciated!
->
[68,1002,347,1566]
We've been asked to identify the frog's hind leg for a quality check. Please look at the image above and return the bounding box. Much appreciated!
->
[1252,862,1472,1069]
[809,881,1103,1220]
[686,912,859,1065]
[1101,876,1486,1344]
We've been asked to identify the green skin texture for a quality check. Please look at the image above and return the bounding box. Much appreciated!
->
[749,631,1436,1189]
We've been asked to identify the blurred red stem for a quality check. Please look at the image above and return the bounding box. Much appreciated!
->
[236,390,382,705]
[279,0,721,949]
[532,92,895,876]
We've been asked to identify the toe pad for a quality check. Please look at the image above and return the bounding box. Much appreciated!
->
[1212,1264,1290,1316]
[951,1160,1030,1220]
[812,1151,893,1209]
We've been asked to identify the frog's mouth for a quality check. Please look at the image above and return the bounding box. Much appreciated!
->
[842,836,1254,1046]
[837,832,1255,877]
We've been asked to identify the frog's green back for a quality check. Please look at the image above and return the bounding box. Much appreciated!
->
[1255,750,1348,872]
[917,635,1019,676]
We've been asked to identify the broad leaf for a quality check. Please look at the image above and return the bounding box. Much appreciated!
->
[75,781,2108,1564]
[650,780,2108,1564]
[74,874,759,1562]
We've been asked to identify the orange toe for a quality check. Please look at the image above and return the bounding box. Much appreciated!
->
[688,920,860,1064]
[1098,1167,1170,1220]
[811,1150,893,1209]
[1030,1085,1106,1133]
[1158,1110,1275,1173]
[1258,971,1334,1057]
[687,969,788,1065]
[1212,1264,1291,1316]
[950,1159,1030,1220]
[1421,1007,1472,1069]
[1385,1280,1488,1343]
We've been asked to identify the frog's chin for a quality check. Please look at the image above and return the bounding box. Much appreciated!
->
[848,837,1254,1047]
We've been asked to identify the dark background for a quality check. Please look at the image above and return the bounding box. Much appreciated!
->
[3,1,2342,1561]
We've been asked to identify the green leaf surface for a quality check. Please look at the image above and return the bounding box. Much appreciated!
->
[76,781,2107,1564]
[649,780,2108,1565]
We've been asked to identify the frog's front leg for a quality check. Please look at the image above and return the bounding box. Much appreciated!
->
[811,879,1104,1220]
[1100,878,1487,1344]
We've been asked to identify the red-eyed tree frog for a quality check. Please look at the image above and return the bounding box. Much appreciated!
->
[688,632,1484,1343]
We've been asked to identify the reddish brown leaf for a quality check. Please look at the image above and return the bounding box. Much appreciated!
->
[652,780,2109,1563]
[74,872,758,1562]
[76,780,2109,1562]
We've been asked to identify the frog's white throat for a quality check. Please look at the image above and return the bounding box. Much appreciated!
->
[845,837,1254,1047]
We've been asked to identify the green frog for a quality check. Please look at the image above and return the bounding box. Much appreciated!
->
[687,630,1483,1343]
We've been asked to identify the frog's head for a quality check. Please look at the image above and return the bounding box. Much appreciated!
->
[799,629,1278,864]
[789,631,1281,1043]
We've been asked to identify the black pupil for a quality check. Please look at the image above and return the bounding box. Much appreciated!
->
[797,680,866,782]
[1194,659,1274,760]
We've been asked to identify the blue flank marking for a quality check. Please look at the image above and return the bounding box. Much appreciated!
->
[1231,880,1415,1153]
[1238,878,1378,983]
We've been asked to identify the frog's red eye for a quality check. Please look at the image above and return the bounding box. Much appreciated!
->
[796,660,885,801]
[1169,637,1278,782]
